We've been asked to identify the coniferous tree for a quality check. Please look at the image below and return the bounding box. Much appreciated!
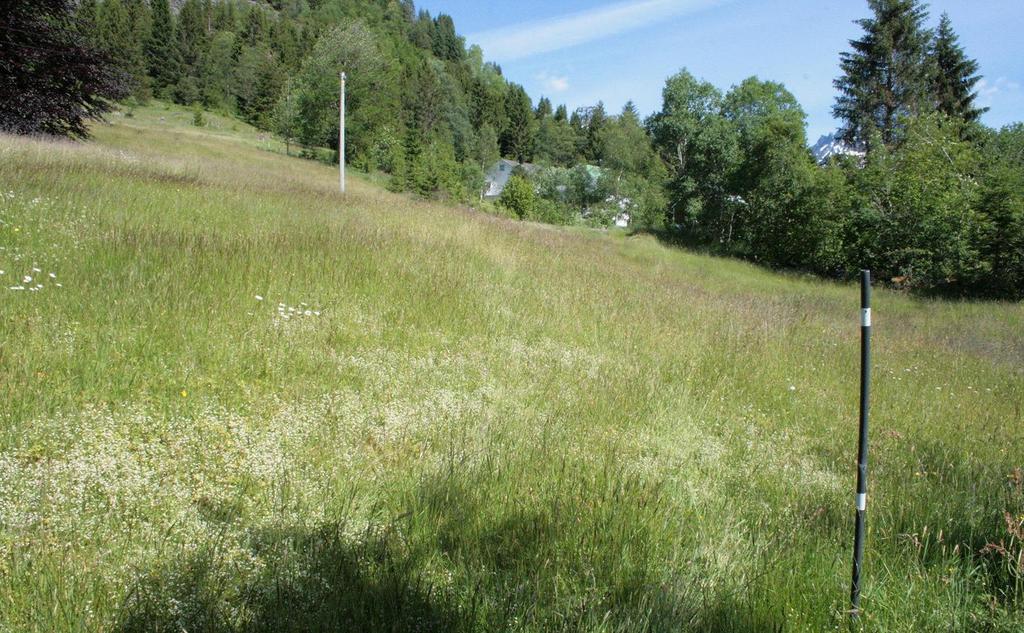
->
[501,83,535,163]
[271,18,302,70]
[242,5,269,46]
[212,1,238,31]
[124,0,152,97]
[75,0,100,43]
[98,0,133,66]
[931,13,987,124]
[170,0,211,103]
[98,0,148,98]
[398,0,415,23]
[201,30,238,109]
[410,10,434,49]
[535,96,553,119]
[534,116,577,167]
[235,45,282,128]
[176,0,209,79]
[569,108,585,157]
[621,100,640,121]
[583,102,608,164]
[469,68,507,131]
[833,0,932,149]
[146,0,180,95]
[431,14,462,61]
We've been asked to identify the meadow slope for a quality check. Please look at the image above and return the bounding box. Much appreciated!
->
[1,104,1022,632]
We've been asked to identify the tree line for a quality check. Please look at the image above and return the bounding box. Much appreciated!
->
[3,0,1022,299]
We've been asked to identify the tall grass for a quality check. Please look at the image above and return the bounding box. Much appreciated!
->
[0,102,1021,632]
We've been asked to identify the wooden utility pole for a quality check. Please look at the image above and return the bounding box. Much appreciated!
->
[339,71,346,194]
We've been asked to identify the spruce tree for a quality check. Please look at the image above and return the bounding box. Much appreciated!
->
[833,0,932,149]
[98,0,133,65]
[501,84,535,163]
[931,13,987,124]
[410,10,435,50]
[583,102,608,164]
[146,0,180,95]
[124,0,151,97]
[621,100,641,122]
[242,6,269,46]
[535,97,553,119]
[176,0,209,78]
[75,0,100,43]
[213,1,238,32]
[431,14,463,61]
[98,0,148,98]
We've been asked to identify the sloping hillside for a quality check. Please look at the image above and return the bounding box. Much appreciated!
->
[1,103,1022,632]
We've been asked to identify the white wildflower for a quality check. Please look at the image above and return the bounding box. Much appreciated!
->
[49,272,56,279]
[254,295,264,301]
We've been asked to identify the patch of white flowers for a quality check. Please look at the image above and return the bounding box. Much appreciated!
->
[274,301,321,321]
[2,190,90,293]
[7,266,59,291]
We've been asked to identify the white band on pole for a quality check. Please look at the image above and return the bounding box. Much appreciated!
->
[856,493,866,511]
[861,308,871,327]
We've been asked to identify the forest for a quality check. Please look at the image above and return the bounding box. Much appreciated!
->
[7,0,1024,299]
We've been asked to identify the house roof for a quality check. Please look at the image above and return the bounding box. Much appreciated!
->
[483,158,538,198]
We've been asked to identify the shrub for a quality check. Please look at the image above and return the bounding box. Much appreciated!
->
[498,174,536,220]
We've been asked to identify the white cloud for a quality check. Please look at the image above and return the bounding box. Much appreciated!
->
[538,72,570,93]
[470,0,728,62]
[977,76,1020,105]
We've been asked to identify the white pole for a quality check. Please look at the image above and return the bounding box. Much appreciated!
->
[339,71,346,194]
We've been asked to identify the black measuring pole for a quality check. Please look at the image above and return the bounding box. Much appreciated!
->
[850,269,872,621]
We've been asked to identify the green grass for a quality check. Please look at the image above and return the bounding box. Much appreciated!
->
[1,102,1022,632]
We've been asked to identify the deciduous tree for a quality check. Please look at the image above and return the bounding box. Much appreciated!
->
[0,0,126,138]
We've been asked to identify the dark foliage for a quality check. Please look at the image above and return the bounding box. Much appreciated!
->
[833,0,932,150]
[931,12,987,124]
[0,0,127,138]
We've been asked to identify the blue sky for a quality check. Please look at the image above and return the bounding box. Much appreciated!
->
[415,0,1024,142]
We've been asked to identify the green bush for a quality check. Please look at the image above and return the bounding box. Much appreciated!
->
[498,174,536,220]
[528,198,574,225]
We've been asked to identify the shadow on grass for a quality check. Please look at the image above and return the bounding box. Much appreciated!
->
[116,521,469,633]
[634,227,714,254]
[116,465,790,632]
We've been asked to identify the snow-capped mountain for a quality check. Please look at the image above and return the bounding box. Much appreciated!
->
[810,133,866,164]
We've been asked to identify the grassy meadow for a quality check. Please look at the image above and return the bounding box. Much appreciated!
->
[0,102,1022,632]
